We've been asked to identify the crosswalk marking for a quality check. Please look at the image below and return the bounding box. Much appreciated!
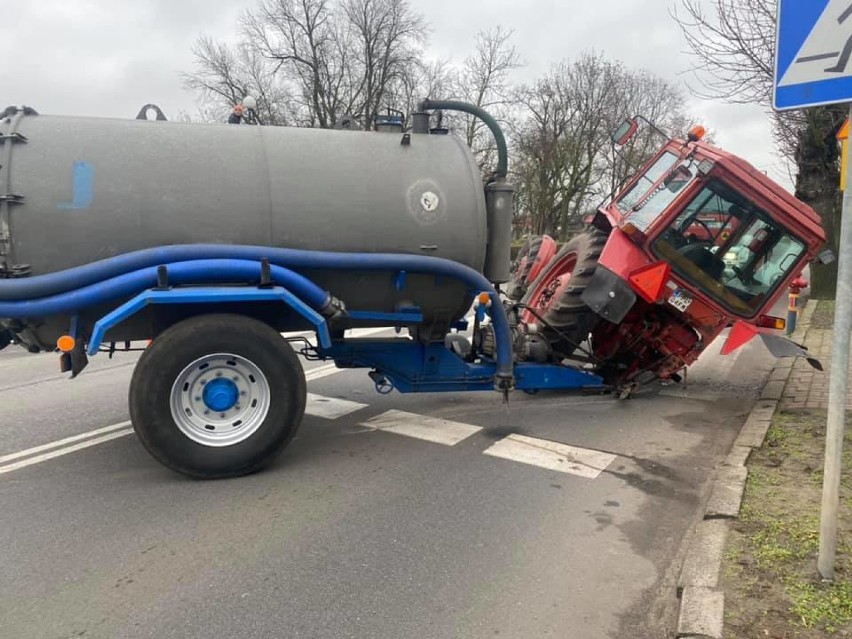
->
[483,434,617,478]
[305,393,368,419]
[361,410,482,446]
[1,382,616,482]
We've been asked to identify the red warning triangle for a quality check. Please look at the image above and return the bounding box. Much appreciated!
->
[628,262,670,303]
[721,320,758,356]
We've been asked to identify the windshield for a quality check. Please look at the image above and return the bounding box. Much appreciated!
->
[652,181,806,316]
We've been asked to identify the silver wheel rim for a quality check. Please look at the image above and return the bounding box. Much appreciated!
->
[170,353,271,447]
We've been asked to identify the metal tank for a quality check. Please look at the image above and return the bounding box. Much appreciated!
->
[0,109,496,347]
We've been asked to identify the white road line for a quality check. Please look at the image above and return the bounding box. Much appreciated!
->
[0,421,132,465]
[305,393,368,419]
[0,429,133,475]
[361,410,482,446]
[296,325,403,348]
[304,363,342,381]
[483,434,617,478]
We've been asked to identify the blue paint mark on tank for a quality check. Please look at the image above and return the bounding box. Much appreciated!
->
[58,161,94,210]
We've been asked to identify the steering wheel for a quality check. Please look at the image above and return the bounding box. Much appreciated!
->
[688,218,714,242]
[733,265,759,286]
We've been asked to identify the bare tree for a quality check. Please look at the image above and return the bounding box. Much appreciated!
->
[450,26,521,171]
[512,55,613,239]
[672,0,844,298]
[240,0,350,127]
[183,35,290,125]
[386,57,453,126]
[342,0,427,127]
[674,0,775,104]
[598,68,691,197]
[235,0,428,128]
[511,54,689,240]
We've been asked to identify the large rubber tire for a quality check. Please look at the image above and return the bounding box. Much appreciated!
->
[519,229,608,356]
[129,314,306,479]
[508,234,555,301]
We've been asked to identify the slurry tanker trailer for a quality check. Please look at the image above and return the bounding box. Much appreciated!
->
[0,101,829,478]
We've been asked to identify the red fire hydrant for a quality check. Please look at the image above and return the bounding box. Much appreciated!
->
[787,276,808,335]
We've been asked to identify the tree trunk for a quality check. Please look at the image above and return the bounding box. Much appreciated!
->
[799,177,840,299]
[793,105,845,299]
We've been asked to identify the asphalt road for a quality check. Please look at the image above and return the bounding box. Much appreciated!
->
[0,322,780,639]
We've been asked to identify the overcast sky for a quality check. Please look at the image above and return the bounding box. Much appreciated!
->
[2,0,791,188]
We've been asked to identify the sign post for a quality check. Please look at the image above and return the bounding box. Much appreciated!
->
[775,0,852,579]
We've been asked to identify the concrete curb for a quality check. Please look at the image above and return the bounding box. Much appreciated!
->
[673,300,817,638]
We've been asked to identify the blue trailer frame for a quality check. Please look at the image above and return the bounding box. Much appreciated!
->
[59,253,609,396]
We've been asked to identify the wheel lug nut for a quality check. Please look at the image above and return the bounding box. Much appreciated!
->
[240,391,247,396]
[220,413,226,418]
[194,396,201,402]
[204,410,210,415]
[216,372,222,378]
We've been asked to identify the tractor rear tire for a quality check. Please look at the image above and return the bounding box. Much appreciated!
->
[519,228,608,356]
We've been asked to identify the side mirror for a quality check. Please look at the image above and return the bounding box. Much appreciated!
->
[814,248,836,265]
[611,118,638,146]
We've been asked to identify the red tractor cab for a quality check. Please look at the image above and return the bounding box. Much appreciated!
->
[510,118,829,390]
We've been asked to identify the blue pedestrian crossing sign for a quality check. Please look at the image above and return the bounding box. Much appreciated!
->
[775,0,852,110]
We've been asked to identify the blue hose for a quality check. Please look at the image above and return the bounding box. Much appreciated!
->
[0,246,513,382]
[0,260,330,319]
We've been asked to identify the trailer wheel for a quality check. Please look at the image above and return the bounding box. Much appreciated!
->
[129,314,306,479]
[508,234,557,300]
[519,229,608,356]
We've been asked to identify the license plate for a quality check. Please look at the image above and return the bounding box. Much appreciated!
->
[668,289,693,313]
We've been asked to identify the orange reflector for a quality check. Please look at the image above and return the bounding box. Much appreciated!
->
[477,292,491,306]
[687,124,706,142]
[757,315,786,331]
[628,262,670,303]
[838,117,849,141]
[56,335,76,353]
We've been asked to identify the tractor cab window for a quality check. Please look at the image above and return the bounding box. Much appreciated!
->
[652,181,806,316]
[618,154,698,234]
[617,151,679,212]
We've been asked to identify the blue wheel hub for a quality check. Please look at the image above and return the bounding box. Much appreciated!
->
[171,354,271,448]
[202,378,240,412]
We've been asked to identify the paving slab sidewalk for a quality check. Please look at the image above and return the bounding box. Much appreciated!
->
[675,299,848,638]
[782,316,852,410]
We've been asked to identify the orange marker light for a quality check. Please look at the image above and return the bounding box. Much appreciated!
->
[687,125,706,142]
[57,335,76,353]
[477,292,491,306]
[757,315,786,331]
